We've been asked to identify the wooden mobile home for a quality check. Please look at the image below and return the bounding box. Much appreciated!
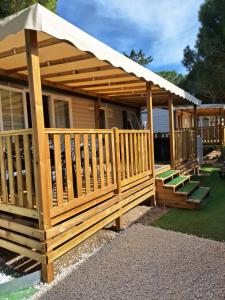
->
[0,4,209,282]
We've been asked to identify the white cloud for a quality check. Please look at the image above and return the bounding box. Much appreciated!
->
[91,0,204,71]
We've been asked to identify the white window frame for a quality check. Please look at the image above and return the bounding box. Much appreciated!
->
[0,84,28,131]
[50,95,73,128]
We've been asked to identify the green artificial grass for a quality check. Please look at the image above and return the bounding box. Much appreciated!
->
[165,176,188,187]
[156,170,178,179]
[177,181,199,194]
[187,187,210,203]
[0,287,37,300]
[152,166,225,242]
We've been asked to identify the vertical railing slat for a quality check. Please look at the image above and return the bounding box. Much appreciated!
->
[134,133,138,175]
[120,134,125,180]
[111,132,116,185]
[0,137,8,203]
[6,136,15,205]
[83,133,90,194]
[125,133,130,179]
[64,134,74,201]
[98,133,105,189]
[104,133,111,186]
[53,134,64,206]
[129,134,134,176]
[91,134,98,191]
[23,134,33,208]
[75,133,83,197]
[14,135,23,206]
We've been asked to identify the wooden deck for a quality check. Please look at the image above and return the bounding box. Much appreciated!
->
[0,128,155,281]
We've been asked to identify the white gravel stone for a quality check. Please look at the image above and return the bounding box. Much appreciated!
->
[36,225,225,300]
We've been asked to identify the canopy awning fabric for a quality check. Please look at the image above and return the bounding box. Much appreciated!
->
[0,4,201,107]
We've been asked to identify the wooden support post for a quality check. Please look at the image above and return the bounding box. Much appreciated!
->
[25,29,53,283]
[168,98,175,169]
[174,110,177,130]
[146,82,156,206]
[95,96,101,129]
[114,127,123,230]
[193,104,199,174]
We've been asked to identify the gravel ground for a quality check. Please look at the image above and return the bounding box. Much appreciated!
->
[37,225,225,300]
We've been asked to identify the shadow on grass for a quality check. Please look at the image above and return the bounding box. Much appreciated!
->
[151,166,225,242]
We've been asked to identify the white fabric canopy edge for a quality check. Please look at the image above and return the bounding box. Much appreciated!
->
[0,4,201,106]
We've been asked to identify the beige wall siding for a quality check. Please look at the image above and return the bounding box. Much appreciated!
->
[104,103,138,129]
[106,103,123,128]
[71,96,96,128]
[176,111,193,129]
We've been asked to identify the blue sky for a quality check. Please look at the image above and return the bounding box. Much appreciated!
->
[57,0,205,74]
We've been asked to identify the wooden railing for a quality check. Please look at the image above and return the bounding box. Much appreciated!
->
[45,129,117,217]
[0,128,153,220]
[0,129,38,218]
[118,130,152,186]
[174,129,197,163]
[197,125,224,144]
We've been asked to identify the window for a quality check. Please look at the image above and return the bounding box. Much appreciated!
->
[0,87,26,131]
[127,112,141,129]
[52,98,72,128]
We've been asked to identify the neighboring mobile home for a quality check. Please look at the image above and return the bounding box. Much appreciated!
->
[176,104,225,145]
[0,4,204,282]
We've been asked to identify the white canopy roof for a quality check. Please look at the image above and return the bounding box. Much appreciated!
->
[0,4,201,106]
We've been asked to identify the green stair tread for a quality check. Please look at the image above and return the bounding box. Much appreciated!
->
[176,181,199,194]
[156,170,178,179]
[187,187,210,203]
[165,176,189,187]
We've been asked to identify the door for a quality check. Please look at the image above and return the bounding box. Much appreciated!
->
[99,108,107,129]
[26,94,50,128]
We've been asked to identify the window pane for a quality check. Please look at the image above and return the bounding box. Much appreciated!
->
[11,91,25,129]
[1,89,25,131]
[55,100,70,128]
[1,89,12,130]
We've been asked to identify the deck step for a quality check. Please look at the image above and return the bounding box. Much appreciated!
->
[156,170,179,181]
[164,175,189,188]
[187,187,210,204]
[176,181,200,195]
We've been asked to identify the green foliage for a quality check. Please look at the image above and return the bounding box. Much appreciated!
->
[182,0,225,103]
[157,70,185,86]
[123,49,153,67]
[0,0,57,19]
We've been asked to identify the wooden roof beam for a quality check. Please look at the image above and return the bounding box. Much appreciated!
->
[83,81,144,91]
[57,73,134,84]
[0,37,62,60]
[41,65,118,79]
[7,53,94,73]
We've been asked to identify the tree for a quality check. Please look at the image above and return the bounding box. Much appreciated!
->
[182,0,225,103]
[157,71,185,87]
[123,49,153,67]
[0,0,57,19]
